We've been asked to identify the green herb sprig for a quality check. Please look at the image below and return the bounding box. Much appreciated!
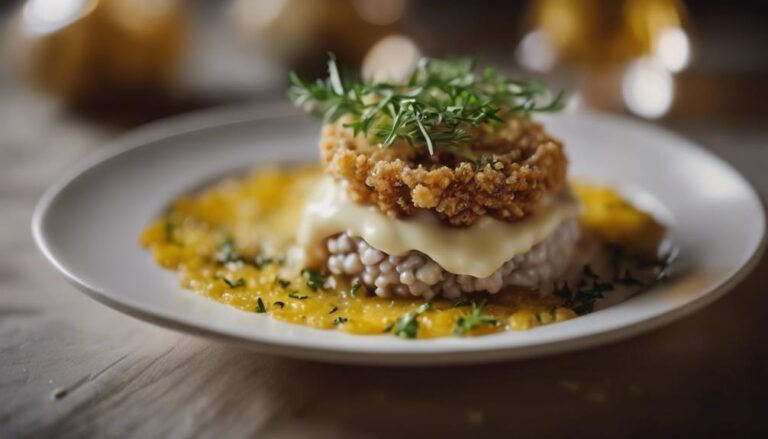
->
[256,297,267,313]
[288,291,308,300]
[254,255,274,269]
[349,278,362,297]
[164,219,181,246]
[301,268,327,291]
[289,54,564,155]
[453,300,500,335]
[554,265,614,315]
[385,302,433,339]
[221,277,246,289]
[215,238,242,264]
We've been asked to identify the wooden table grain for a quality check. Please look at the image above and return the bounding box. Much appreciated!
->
[2,92,767,437]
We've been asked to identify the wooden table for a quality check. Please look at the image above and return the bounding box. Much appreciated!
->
[2,90,767,437]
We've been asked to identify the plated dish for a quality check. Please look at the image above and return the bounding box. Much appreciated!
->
[141,58,669,338]
[33,58,764,364]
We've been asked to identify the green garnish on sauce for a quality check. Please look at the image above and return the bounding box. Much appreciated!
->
[453,300,500,335]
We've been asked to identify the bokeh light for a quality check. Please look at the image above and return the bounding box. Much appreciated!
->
[516,29,558,73]
[362,34,420,82]
[22,0,95,35]
[230,0,288,31]
[654,27,691,72]
[622,57,674,119]
[353,0,406,26]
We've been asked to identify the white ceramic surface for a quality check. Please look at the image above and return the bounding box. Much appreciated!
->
[32,106,766,365]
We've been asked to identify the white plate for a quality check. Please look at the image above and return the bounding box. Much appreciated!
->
[32,106,766,365]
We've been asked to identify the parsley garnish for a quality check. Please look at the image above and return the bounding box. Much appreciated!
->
[289,54,564,156]
[349,278,362,297]
[222,277,245,289]
[453,299,472,308]
[215,238,242,264]
[453,300,500,335]
[164,219,180,245]
[301,268,327,291]
[332,316,348,325]
[387,302,432,339]
[273,301,285,309]
[554,265,614,315]
[255,297,266,313]
[254,255,273,269]
[288,291,308,300]
[329,306,339,314]
[275,277,291,288]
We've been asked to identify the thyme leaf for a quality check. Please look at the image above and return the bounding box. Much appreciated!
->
[301,268,327,291]
[215,238,242,264]
[274,277,291,288]
[289,54,565,156]
[349,278,362,297]
[254,255,274,269]
[288,291,308,300]
[222,277,245,289]
[164,219,181,245]
[388,302,432,339]
[453,299,472,308]
[453,300,500,335]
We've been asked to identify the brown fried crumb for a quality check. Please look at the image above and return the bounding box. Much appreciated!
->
[319,119,568,226]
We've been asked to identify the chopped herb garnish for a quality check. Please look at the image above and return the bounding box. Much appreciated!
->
[453,299,472,308]
[254,255,274,269]
[332,316,348,325]
[582,264,599,280]
[288,291,308,300]
[222,277,246,289]
[289,54,565,157]
[255,297,267,313]
[388,302,432,339]
[614,269,644,287]
[301,268,327,291]
[215,238,242,264]
[273,301,285,309]
[274,277,291,288]
[164,219,180,245]
[555,265,614,316]
[605,242,678,288]
[349,278,362,297]
[453,300,500,335]
[553,281,573,301]
[329,306,339,314]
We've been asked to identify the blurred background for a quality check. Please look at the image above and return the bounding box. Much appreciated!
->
[2,0,767,125]
[0,0,767,195]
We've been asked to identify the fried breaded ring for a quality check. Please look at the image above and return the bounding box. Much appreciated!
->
[319,119,568,227]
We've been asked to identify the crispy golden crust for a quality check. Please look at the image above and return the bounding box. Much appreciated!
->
[319,119,568,226]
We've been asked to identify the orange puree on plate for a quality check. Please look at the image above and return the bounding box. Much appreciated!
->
[141,167,664,338]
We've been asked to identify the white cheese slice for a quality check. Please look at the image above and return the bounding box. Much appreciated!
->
[297,177,579,278]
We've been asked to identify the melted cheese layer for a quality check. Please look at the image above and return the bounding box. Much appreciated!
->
[297,177,580,278]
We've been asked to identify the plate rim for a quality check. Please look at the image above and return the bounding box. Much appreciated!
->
[31,104,768,365]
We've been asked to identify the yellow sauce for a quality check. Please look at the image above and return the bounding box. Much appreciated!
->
[141,166,664,338]
[573,183,665,256]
